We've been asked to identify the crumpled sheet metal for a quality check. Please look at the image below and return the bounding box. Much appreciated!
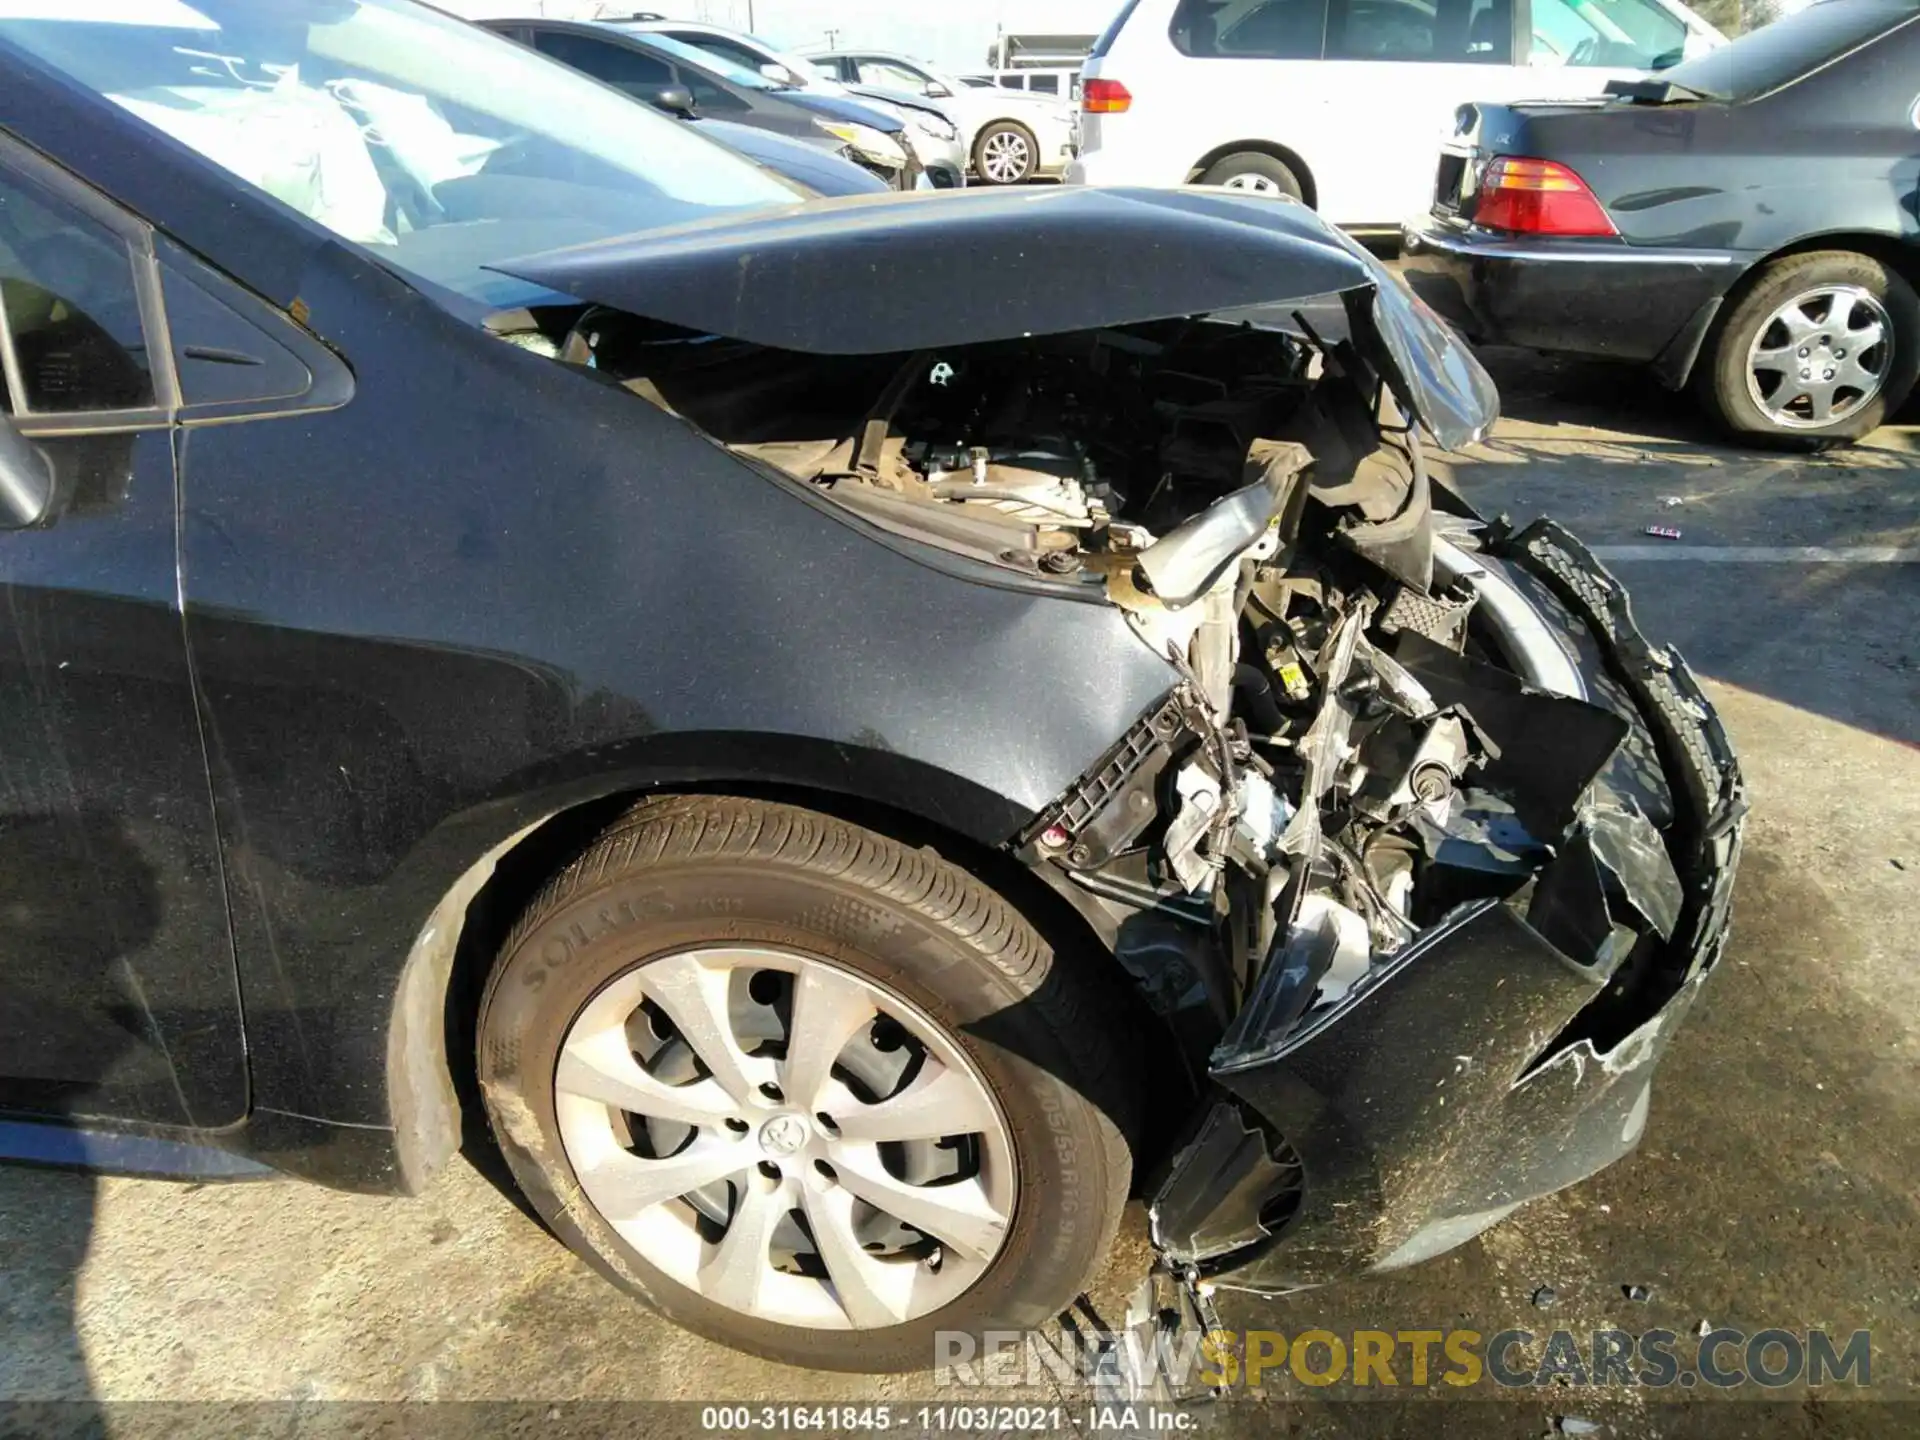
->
[1161,532,1743,1292]
[1201,899,1645,1289]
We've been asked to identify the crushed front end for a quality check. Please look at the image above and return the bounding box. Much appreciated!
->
[482,186,1744,1297]
[1015,482,1745,1294]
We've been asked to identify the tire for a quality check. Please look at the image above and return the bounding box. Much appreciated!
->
[972,121,1038,185]
[1197,151,1304,201]
[476,795,1137,1372]
[1696,249,1920,448]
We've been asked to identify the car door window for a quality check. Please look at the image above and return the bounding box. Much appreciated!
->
[0,171,155,422]
[1325,0,1513,62]
[1172,0,1328,59]
[857,59,932,92]
[531,30,673,96]
[673,33,774,75]
[1528,0,1686,69]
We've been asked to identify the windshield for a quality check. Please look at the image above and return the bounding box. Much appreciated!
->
[0,0,801,307]
[1655,0,1916,101]
[629,31,786,89]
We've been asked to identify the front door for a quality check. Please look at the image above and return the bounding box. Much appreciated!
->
[0,139,245,1129]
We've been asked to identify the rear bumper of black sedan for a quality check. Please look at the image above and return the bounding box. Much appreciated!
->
[1400,217,1746,383]
[1150,525,1746,1293]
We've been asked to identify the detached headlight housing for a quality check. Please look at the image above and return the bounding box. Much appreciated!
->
[909,110,959,143]
[815,120,908,169]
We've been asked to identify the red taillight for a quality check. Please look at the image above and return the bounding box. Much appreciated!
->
[1082,78,1132,113]
[1473,156,1615,237]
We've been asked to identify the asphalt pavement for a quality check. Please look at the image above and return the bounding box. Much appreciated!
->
[1,347,1915,1440]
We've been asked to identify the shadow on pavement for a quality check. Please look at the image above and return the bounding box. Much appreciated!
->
[0,1166,100,1434]
[1436,348,1920,750]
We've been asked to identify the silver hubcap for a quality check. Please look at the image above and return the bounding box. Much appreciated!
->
[1746,284,1892,429]
[1221,172,1282,196]
[554,947,1016,1330]
[981,130,1031,183]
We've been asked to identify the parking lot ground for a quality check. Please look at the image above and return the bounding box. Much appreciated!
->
[2,349,1917,1438]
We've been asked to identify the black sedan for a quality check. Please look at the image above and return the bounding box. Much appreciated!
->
[1404,0,1920,446]
[481,19,923,191]
[0,0,1738,1377]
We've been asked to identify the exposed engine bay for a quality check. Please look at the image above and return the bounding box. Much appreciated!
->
[490,295,1742,1307]
[494,302,1691,1049]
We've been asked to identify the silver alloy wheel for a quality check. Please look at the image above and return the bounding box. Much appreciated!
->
[980,129,1032,183]
[1745,284,1893,429]
[553,946,1017,1330]
[1221,172,1282,196]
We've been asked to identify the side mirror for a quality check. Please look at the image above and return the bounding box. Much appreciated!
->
[644,84,698,118]
[0,413,54,530]
[759,62,794,83]
[925,82,952,98]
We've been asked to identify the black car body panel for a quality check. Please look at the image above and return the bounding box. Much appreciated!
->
[173,248,1177,1147]
[1403,3,1920,378]
[0,2,1737,1323]
[1401,227,1740,368]
[0,48,1171,1182]
[693,120,890,197]
[496,185,1500,449]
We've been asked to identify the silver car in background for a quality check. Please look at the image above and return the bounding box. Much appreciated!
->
[616,19,967,188]
[806,48,1079,184]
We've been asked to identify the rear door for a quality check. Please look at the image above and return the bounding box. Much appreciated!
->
[0,137,244,1129]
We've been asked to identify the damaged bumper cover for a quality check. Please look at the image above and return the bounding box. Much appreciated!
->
[1149,522,1744,1290]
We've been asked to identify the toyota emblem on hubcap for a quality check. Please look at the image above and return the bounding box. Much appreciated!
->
[759,1114,808,1156]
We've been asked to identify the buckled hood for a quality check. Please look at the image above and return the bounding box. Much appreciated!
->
[490,185,1499,450]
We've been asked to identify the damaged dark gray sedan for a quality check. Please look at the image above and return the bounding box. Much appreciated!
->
[0,0,1741,1373]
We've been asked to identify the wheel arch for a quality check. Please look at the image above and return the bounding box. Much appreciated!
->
[1185,139,1318,209]
[1677,230,1919,389]
[384,751,1173,1196]
[976,111,1041,137]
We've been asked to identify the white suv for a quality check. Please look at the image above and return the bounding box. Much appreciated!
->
[1069,0,1724,226]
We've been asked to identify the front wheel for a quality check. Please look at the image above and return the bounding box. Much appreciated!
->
[1697,250,1920,447]
[476,795,1137,1372]
[973,121,1038,184]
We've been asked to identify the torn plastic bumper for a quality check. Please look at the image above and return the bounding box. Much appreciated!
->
[1149,523,1744,1290]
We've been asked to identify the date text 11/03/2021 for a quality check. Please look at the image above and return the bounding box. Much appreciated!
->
[699,1406,1184,1431]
